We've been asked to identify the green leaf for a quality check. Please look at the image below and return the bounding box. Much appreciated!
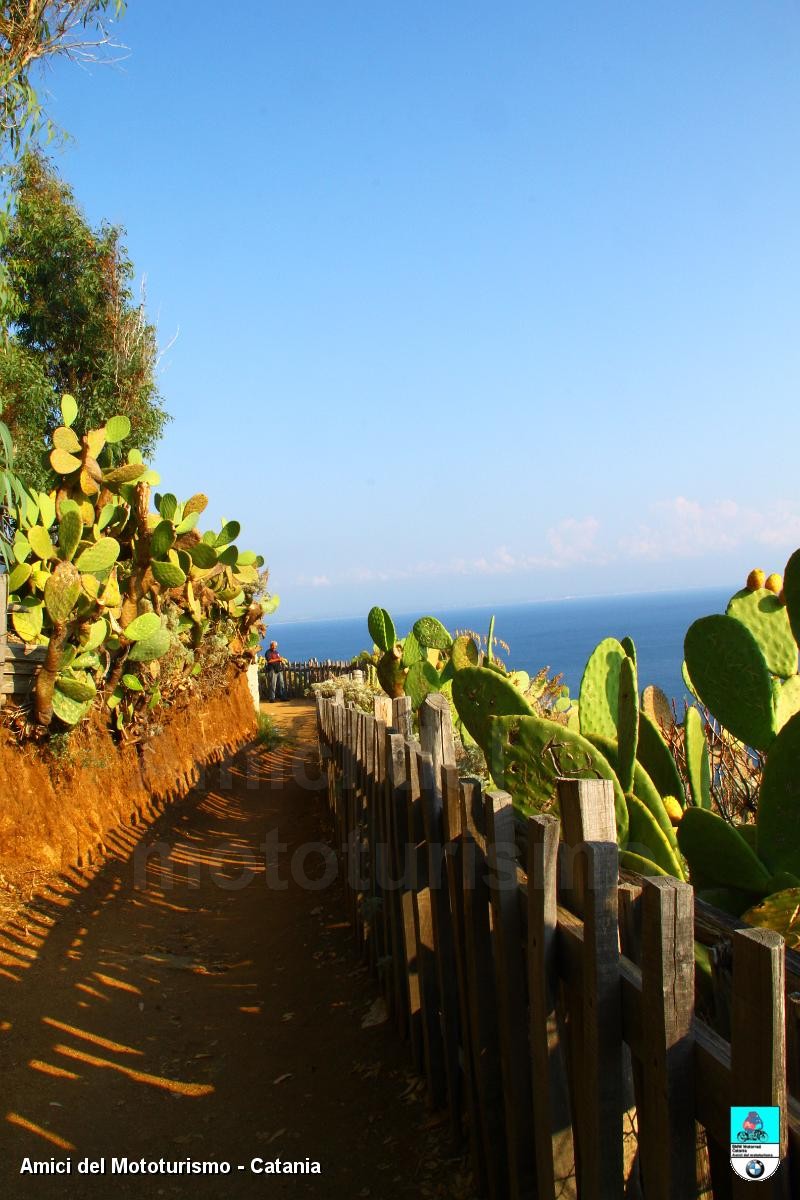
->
[105,414,132,444]
[122,673,144,692]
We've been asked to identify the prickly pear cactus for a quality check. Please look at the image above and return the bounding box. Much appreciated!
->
[684,615,777,751]
[451,666,535,753]
[726,588,798,678]
[413,616,452,650]
[636,711,686,807]
[625,793,685,879]
[451,634,479,671]
[684,706,711,809]
[404,660,441,708]
[579,637,626,741]
[677,807,772,896]
[368,607,396,653]
[487,712,629,844]
[377,647,406,698]
[641,683,673,730]
[755,711,800,878]
[616,653,638,794]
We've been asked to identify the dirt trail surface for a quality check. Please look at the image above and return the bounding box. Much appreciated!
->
[0,702,475,1199]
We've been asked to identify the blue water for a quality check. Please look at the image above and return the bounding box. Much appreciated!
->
[265,587,734,702]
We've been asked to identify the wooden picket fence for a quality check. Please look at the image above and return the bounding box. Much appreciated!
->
[0,573,45,708]
[279,659,362,699]
[315,690,799,1199]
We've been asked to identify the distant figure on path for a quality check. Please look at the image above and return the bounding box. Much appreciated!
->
[265,641,287,702]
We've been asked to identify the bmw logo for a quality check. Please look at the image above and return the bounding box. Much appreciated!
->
[746,1160,765,1179]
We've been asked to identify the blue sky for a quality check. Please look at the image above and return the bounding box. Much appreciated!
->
[34,1,800,619]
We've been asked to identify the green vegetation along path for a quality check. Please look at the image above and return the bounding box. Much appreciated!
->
[0,702,473,1199]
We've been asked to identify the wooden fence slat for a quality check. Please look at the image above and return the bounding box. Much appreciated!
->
[460,778,508,1200]
[731,928,788,1200]
[392,695,413,739]
[527,813,576,1200]
[0,573,6,710]
[639,877,697,1200]
[387,730,420,1064]
[485,789,536,1200]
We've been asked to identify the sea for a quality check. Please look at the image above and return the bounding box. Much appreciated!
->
[265,586,733,703]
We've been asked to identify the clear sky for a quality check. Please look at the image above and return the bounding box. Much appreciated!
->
[34,1,800,619]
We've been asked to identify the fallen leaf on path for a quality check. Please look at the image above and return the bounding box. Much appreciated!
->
[272,1073,293,1085]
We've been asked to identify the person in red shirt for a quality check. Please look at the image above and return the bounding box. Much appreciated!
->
[265,641,287,702]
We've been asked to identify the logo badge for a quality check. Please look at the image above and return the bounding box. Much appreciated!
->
[730,1107,782,1182]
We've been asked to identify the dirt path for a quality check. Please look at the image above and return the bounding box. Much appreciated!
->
[0,702,474,1199]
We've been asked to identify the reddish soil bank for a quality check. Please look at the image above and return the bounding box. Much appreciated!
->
[0,702,475,1199]
[0,672,257,886]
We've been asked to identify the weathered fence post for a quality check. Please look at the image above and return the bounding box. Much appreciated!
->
[527,813,576,1200]
[557,778,624,1199]
[386,729,421,1067]
[0,573,7,710]
[485,789,536,1199]
[731,928,788,1200]
[639,877,697,1199]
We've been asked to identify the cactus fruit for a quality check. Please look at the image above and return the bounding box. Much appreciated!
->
[451,666,535,753]
[746,568,766,592]
[755,711,800,877]
[765,573,783,595]
[684,614,777,751]
[663,796,683,825]
[740,889,800,949]
[413,616,453,650]
[625,794,685,879]
[677,807,772,895]
[726,587,797,677]
[487,712,629,843]
[579,637,626,741]
[368,607,396,653]
[684,706,711,809]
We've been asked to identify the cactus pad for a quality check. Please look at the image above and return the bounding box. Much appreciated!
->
[28,524,55,561]
[367,607,396,652]
[617,653,638,793]
[51,687,92,726]
[12,600,44,642]
[451,635,479,670]
[620,850,670,878]
[102,462,147,486]
[401,630,423,667]
[404,660,441,709]
[756,711,800,877]
[151,560,187,589]
[625,793,685,879]
[726,587,798,677]
[127,626,171,663]
[677,807,772,895]
[452,666,535,752]
[636,711,685,807]
[58,509,83,561]
[740,888,800,949]
[44,562,81,624]
[104,414,131,444]
[775,675,800,731]
[56,673,97,702]
[124,612,162,642]
[579,637,626,740]
[684,614,777,751]
[684,706,711,809]
[488,712,629,842]
[151,520,175,560]
[587,732,678,853]
[783,549,800,649]
[641,683,674,730]
[377,648,405,697]
[413,616,452,650]
[75,537,120,575]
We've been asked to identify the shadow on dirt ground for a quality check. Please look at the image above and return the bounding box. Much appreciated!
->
[0,701,475,1199]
